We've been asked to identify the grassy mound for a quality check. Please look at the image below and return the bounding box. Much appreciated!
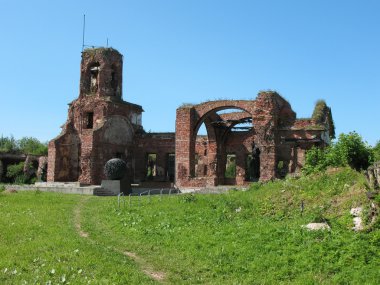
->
[82,167,379,284]
[1,167,379,284]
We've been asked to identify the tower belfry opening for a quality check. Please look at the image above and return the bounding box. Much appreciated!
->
[90,64,99,92]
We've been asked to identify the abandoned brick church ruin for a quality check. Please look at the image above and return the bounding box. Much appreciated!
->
[47,47,334,188]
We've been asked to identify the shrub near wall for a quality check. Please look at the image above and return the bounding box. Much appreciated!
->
[373,141,380,162]
[6,162,29,184]
[303,132,373,174]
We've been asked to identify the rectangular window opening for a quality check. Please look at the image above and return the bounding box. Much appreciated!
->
[85,112,94,129]
[146,153,157,179]
[225,154,236,178]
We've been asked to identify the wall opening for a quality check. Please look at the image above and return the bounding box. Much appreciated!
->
[166,153,175,181]
[146,153,157,180]
[84,112,94,129]
[245,154,253,181]
[225,154,236,178]
[90,63,100,92]
[246,146,260,181]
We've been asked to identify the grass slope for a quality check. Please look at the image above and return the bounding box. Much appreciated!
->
[0,192,155,284]
[1,167,380,284]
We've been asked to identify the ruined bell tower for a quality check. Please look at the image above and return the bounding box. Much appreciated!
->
[47,48,143,185]
[79,48,123,99]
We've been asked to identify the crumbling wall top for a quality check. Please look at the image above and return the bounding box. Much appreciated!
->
[82,47,122,60]
[80,47,123,99]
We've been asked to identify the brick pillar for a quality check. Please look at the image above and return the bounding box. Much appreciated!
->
[207,141,217,175]
[47,141,57,182]
[235,151,246,185]
[215,141,226,185]
[254,92,278,182]
[259,145,276,181]
[204,119,218,186]
[78,132,94,185]
[175,107,195,187]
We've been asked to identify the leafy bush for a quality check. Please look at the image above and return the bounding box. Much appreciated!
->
[225,155,236,178]
[373,141,380,162]
[302,147,328,175]
[14,174,29,184]
[312,100,329,123]
[6,162,25,180]
[312,100,335,139]
[5,162,33,184]
[304,132,373,174]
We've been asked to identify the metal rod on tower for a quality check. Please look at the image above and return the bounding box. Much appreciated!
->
[107,38,109,47]
[82,14,86,52]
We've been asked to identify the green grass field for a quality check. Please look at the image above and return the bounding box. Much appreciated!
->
[1,168,379,284]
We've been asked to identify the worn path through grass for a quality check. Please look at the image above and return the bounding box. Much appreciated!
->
[0,191,157,284]
[73,195,166,283]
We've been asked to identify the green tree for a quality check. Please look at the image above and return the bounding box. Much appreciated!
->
[0,135,19,153]
[18,137,48,155]
[332,132,373,170]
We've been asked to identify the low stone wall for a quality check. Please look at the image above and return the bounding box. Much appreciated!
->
[5,182,98,195]
[366,161,380,189]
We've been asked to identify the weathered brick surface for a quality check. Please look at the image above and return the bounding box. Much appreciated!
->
[175,91,333,187]
[133,133,175,182]
[48,48,333,188]
[48,48,143,185]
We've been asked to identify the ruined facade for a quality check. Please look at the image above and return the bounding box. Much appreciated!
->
[48,47,334,187]
[48,48,175,185]
[175,95,334,187]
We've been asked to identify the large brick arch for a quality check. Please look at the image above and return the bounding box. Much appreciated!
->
[193,100,254,133]
[175,92,295,188]
[175,100,261,187]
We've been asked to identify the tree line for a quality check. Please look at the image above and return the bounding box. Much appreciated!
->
[0,135,48,156]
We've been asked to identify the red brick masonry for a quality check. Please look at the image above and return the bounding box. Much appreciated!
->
[48,48,334,187]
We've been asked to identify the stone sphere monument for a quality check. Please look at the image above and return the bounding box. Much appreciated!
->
[104,158,127,180]
[100,158,131,195]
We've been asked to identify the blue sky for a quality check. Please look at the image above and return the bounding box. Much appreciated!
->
[0,0,379,145]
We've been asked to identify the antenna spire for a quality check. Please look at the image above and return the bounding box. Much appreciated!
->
[82,14,86,52]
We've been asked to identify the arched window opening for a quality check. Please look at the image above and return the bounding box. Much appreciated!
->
[90,63,100,92]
